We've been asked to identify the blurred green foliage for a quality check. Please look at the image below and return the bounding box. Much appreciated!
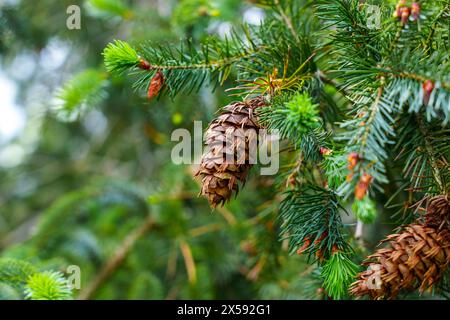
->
[0,0,320,300]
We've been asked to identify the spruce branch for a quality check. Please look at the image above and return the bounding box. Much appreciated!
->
[393,71,450,90]
[53,69,108,121]
[321,250,359,300]
[279,186,351,261]
[24,271,73,300]
[417,115,445,194]
[359,85,384,153]
[103,40,140,74]
[395,116,449,196]
[104,31,265,98]
[337,82,398,198]
[258,92,321,144]
[0,259,36,291]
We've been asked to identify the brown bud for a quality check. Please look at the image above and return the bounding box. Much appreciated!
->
[147,70,164,100]
[287,172,297,188]
[355,173,373,200]
[394,0,407,18]
[316,249,324,261]
[422,80,435,106]
[411,2,420,20]
[320,147,332,156]
[346,172,354,182]
[400,6,410,25]
[347,152,360,170]
[297,238,311,255]
[139,59,151,70]
[314,231,328,245]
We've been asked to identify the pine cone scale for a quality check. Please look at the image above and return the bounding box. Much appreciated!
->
[351,223,449,299]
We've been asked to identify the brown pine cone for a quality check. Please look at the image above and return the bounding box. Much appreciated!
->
[350,223,450,299]
[425,195,449,229]
[195,97,266,207]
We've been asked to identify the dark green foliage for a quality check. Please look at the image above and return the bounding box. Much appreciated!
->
[279,186,350,259]
[395,116,449,195]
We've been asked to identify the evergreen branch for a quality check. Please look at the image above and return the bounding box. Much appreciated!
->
[257,92,321,145]
[0,259,73,300]
[337,82,398,197]
[53,69,108,121]
[279,186,351,261]
[103,40,140,74]
[359,85,384,153]
[424,6,449,54]
[395,116,449,196]
[139,48,258,71]
[104,30,265,97]
[385,77,450,125]
[417,116,445,194]
[24,271,73,300]
[321,251,359,300]
[393,71,450,90]
[0,259,36,291]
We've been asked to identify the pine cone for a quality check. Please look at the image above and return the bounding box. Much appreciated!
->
[425,195,449,229]
[195,97,266,208]
[350,223,450,299]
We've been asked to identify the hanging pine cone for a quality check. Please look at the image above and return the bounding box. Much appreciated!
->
[195,97,266,207]
[350,222,450,299]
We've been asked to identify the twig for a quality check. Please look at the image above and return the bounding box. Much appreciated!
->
[189,223,223,237]
[78,215,156,300]
[179,240,197,285]
[138,48,264,71]
[354,220,363,240]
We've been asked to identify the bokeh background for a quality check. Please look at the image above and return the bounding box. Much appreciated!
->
[0,0,402,300]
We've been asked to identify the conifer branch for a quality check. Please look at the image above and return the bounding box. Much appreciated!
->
[138,50,261,72]
[393,71,450,90]
[417,116,445,194]
[359,85,384,153]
